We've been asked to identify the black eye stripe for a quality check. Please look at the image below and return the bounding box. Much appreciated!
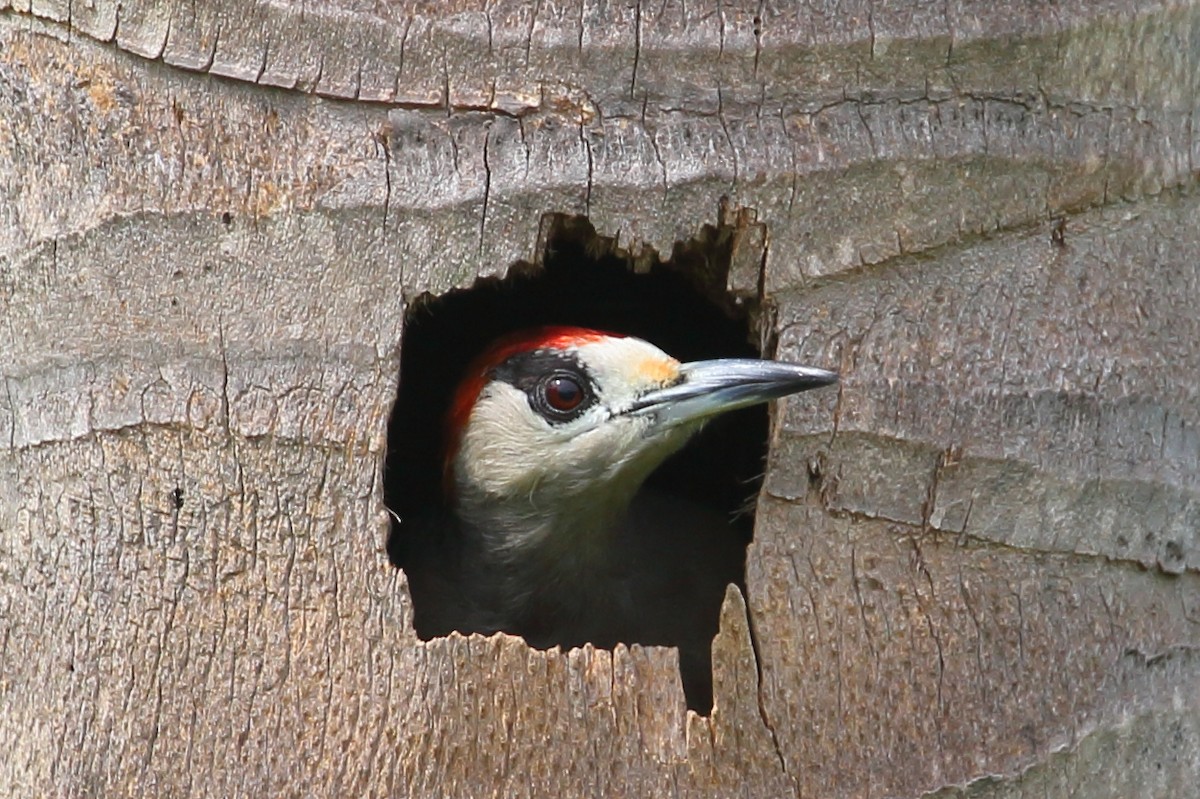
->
[490,350,597,424]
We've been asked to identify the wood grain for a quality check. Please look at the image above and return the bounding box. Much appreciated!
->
[1,2,1197,796]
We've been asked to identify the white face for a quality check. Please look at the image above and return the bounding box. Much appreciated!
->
[453,336,697,514]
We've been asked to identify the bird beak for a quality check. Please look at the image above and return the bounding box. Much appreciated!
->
[625,358,838,431]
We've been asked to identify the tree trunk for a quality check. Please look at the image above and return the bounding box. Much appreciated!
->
[2,1,1197,796]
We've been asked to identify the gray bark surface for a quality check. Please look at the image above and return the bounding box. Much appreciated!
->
[1,1,1197,796]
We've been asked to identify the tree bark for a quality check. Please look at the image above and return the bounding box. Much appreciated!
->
[1,1,1197,796]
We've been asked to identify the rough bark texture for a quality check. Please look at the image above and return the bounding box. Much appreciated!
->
[1,1,1197,797]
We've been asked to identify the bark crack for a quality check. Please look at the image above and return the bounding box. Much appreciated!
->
[524,0,540,68]
[479,124,492,255]
[850,544,879,662]
[203,26,220,73]
[741,591,797,793]
[957,566,987,692]
[752,2,763,80]
[866,0,876,59]
[578,113,594,216]
[909,536,948,758]
[217,319,231,440]
[161,3,174,61]
[629,0,642,99]
[4,376,16,450]
[716,83,739,185]
[644,102,669,203]
[395,15,411,98]
[256,38,270,85]
[375,119,392,230]
[779,106,800,216]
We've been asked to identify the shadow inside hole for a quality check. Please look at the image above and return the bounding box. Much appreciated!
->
[383,218,770,714]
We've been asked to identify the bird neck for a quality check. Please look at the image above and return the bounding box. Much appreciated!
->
[454,473,640,577]
[446,423,698,618]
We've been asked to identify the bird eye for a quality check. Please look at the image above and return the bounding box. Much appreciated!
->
[543,374,584,412]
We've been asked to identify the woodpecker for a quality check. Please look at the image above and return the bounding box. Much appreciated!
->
[402,326,837,711]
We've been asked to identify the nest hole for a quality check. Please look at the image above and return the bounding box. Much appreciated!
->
[383,214,773,713]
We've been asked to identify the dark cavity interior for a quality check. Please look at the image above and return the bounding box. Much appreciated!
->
[383,214,771,714]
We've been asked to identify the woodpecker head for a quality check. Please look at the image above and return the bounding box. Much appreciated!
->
[443,326,837,559]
